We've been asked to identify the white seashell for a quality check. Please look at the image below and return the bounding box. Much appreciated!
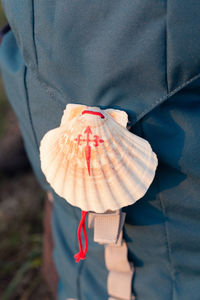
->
[40,104,158,213]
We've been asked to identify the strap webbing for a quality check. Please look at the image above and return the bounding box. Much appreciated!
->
[88,210,135,300]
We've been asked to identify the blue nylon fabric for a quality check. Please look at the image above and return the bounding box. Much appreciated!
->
[125,83,200,299]
[0,1,200,299]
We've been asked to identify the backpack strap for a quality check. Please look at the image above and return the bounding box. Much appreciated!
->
[88,211,135,300]
[88,210,125,244]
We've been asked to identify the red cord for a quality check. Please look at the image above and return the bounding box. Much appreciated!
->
[74,211,88,263]
[82,110,105,118]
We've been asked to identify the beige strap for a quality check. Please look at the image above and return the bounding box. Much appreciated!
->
[106,241,135,300]
[94,214,120,244]
[88,210,121,228]
[105,242,133,272]
[108,270,134,300]
[88,210,126,245]
[109,296,135,300]
[88,210,135,300]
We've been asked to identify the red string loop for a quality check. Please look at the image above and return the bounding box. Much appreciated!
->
[74,211,88,263]
[82,110,105,119]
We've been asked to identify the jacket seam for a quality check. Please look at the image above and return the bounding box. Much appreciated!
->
[157,174,175,300]
[31,0,38,66]
[23,65,40,150]
[165,0,169,94]
[134,71,200,124]
[28,65,200,128]
[139,122,175,300]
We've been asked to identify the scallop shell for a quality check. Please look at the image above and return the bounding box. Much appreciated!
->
[40,104,158,213]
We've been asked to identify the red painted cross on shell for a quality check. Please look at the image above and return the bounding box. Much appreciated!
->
[74,126,104,176]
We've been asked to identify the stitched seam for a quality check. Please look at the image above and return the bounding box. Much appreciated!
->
[29,65,200,125]
[165,0,169,94]
[24,64,200,158]
[31,0,38,65]
[133,71,200,124]
[22,35,200,123]
[139,121,175,300]
[157,174,175,300]
[31,68,59,101]
[23,66,39,150]
[77,260,84,300]
[163,8,175,298]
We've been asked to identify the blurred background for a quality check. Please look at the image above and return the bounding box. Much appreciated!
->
[0,4,53,300]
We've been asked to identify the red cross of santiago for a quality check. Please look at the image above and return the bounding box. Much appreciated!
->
[74,110,105,176]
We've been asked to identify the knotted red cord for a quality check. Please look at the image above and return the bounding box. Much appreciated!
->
[74,211,88,263]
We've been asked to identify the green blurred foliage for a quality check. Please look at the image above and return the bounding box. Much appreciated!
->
[0,5,51,299]
[0,1,7,27]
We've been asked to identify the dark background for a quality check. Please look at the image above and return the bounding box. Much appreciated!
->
[0,4,53,299]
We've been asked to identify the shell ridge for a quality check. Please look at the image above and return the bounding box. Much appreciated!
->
[109,134,157,206]
[103,116,151,160]
[41,140,65,175]
[46,143,72,188]
[118,128,152,157]
[99,118,148,208]
[119,135,154,178]
[106,121,150,190]
[42,152,63,185]
[81,162,89,211]
[132,150,158,198]
[123,137,158,194]
[104,111,128,130]
[71,153,78,207]
[95,119,119,211]
[41,139,65,172]
[40,129,63,170]
[60,150,71,198]
[46,136,76,198]
[106,146,143,206]
[94,123,123,209]
[90,118,106,212]
[40,127,71,171]
[64,139,86,208]
[117,136,157,193]
[123,136,157,179]
[122,135,151,159]
[115,125,155,171]
[108,117,152,152]
[106,121,155,202]
[101,123,134,208]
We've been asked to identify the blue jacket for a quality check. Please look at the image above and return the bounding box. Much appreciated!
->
[0,1,200,299]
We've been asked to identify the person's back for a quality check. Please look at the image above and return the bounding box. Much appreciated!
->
[1,1,200,299]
